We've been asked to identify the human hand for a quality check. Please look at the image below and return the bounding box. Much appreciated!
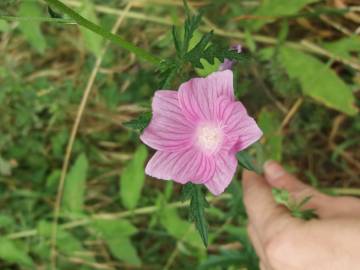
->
[242,161,360,270]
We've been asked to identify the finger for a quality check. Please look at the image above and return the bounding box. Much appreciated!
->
[264,160,321,198]
[242,170,296,241]
[263,161,360,219]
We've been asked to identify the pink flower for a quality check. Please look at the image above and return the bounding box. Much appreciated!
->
[140,70,262,195]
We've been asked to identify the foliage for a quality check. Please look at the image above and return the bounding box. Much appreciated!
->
[272,188,318,220]
[119,144,148,210]
[182,183,209,247]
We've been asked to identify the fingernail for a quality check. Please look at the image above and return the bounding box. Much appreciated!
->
[264,160,285,183]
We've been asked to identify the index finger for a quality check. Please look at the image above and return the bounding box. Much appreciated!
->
[242,169,297,241]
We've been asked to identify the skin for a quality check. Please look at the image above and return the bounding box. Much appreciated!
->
[242,160,360,270]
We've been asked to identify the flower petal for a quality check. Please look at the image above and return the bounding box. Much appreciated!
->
[178,70,234,122]
[232,117,263,152]
[145,149,216,184]
[215,96,262,152]
[205,151,237,195]
[140,90,195,152]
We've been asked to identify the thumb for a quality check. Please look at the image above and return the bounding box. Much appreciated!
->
[263,161,329,214]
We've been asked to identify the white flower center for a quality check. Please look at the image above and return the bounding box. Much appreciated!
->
[196,124,223,153]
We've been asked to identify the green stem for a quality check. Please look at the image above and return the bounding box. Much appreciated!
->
[7,193,231,240]
[44,0,161,65]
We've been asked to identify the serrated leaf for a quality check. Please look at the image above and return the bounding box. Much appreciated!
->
[279,47,357,115]
[0,238,34,268]
[123,112,152,132]
[79,0,103,56]
[185,38,248,69]
[182,0,202,55]
[236,151,260,173]
[18,2,47,53]
[120,144,148,210]
[272,188,289,206]
[182,183,209,247]
[62,153,88,213]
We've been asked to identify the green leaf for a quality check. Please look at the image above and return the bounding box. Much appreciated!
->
[0,19,10,32]
[0,215,14,228]
[62,153,88,213]
[0,238,34,268]
[250,0,320,30]
[106,237,141,266]
[181,0,202,55]
[272,188,290,206]
[182,183,209,247]
[0,155,11,176]
[160,206,203,248]
[185,32,248,69]
[92,219,140,265]
[123,112,152,132]
[279,47,357,115]
[37,221,84,256]
[236,151,261,173]
[78,0,103,56]
[92,219,138,239]
[120,145,148,210]
[322,36,360,61]
[258,109,283,162]
[18,2,47,53]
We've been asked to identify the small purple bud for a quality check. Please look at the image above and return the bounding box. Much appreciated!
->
[219,44,242,71]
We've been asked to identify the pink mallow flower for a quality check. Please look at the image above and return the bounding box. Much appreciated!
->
[140,70,262,195]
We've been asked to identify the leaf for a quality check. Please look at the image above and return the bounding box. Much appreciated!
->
[272,188,290,206]
[79,0,103,56]
[279,47,357,115]
[250,0,320,30]
[0,19,10,32]
[62,153,88,213]
[106,237,141,266]
[92,219,141,266]
[17,1,47,54]
[160,206,203,248]
[37,221,84,256]
[0,238,34,268]
[0,214,14,228]
[322,36,360,61]
[258,109,283,162]
[119,145,148,210]
[181,0,203,55]
[182,183,209,247]
[0,155,12,176]
[184,32,248,69]
[236,151,261,173]
[123,112,152,132]
[92,219,138,239]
